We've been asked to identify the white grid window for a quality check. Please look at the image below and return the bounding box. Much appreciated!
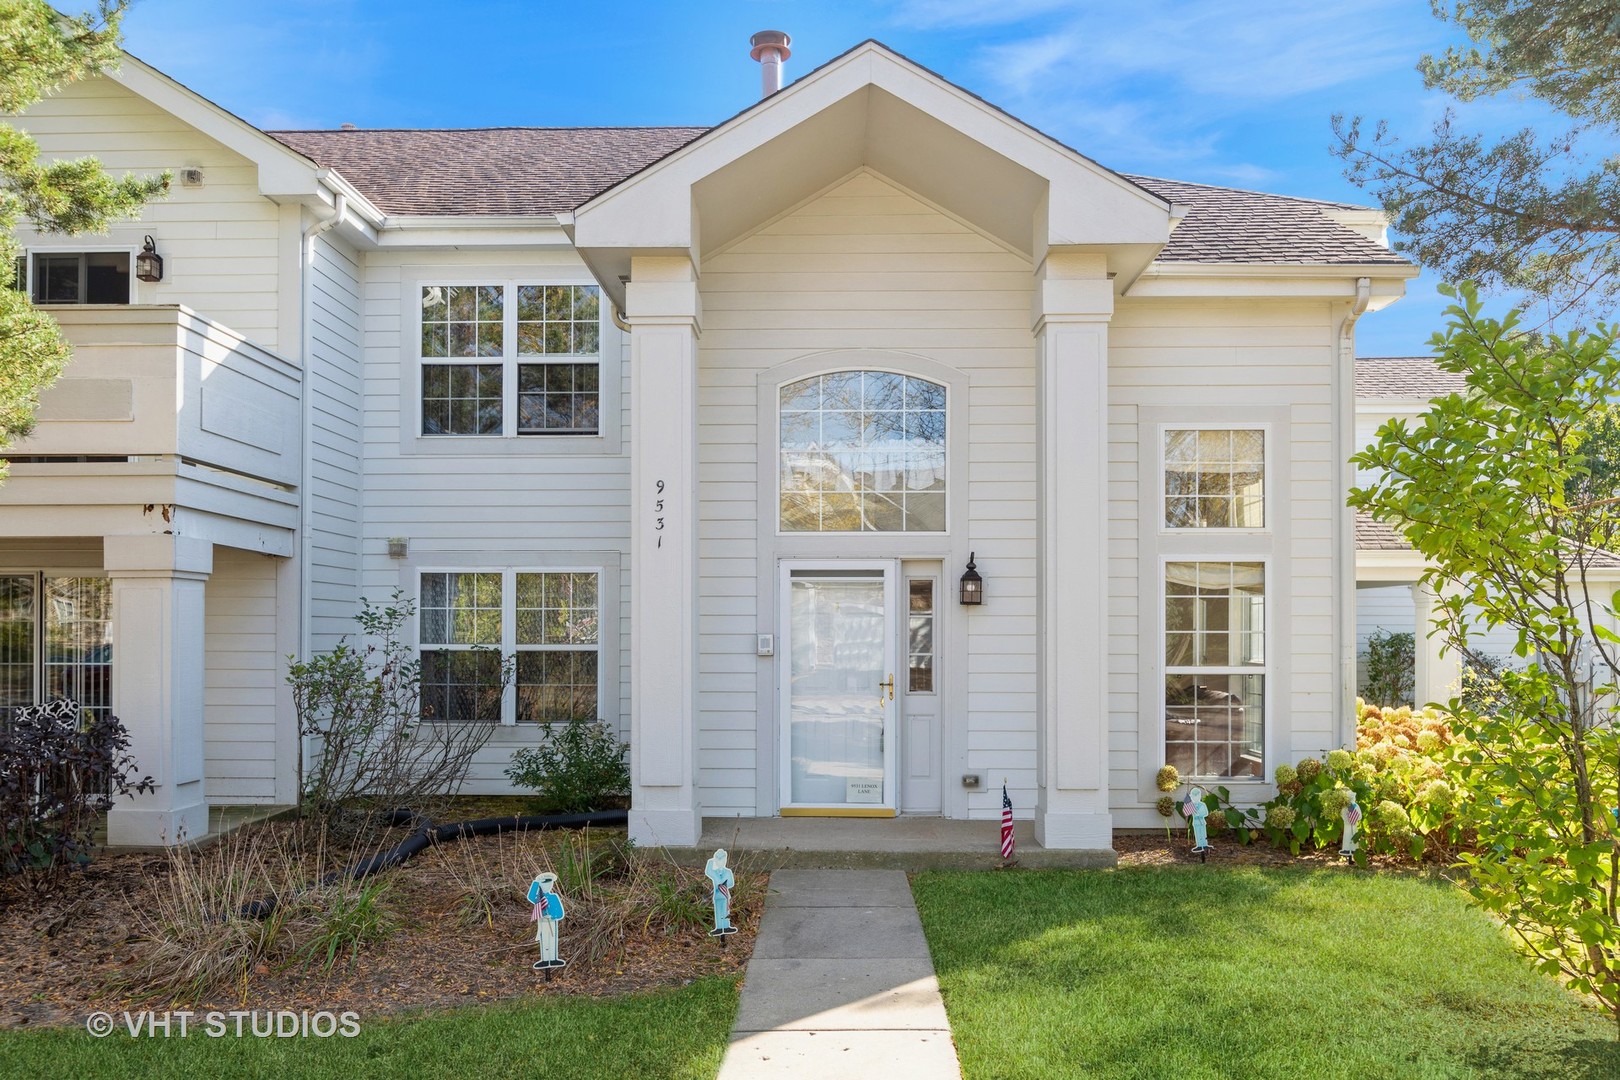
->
[1164,561,1265,779]
[418,570,600,725]
[0,575,112,726]
[1164,429,1264,529]
[419,283,601,437]
[779,371,947,533]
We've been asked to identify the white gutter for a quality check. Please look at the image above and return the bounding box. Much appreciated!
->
[295,192,346,787]
[1336,276,1372,747]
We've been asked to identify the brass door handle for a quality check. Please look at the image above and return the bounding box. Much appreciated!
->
[879,675,895,702]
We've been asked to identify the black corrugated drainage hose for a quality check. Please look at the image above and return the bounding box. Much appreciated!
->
[237,809,628,919]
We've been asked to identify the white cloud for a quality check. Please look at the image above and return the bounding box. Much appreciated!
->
[954,0,1428,175]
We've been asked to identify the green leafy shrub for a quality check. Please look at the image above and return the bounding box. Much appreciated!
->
[1255,700,1464,861]
[1361,629,1414,707]
[505,718,629,813]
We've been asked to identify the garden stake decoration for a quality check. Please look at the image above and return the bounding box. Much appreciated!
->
[1340,792,1362,864]
[527,871,567,975]
[705,848,737,940]
[1184,786,1211,861]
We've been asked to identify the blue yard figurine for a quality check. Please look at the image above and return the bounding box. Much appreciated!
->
[1341,792,1363,864]
[1184,786,1211,861]
[706,849,737,937]
[528,871,566,969]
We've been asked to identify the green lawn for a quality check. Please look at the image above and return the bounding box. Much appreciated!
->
[912,866,1619,1080]
[0,975,739,1080]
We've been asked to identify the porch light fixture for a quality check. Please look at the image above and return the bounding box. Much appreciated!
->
[135,235,163,282]
[959,552,983,606]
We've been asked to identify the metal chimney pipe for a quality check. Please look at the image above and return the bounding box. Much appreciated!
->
[749,30,792,97]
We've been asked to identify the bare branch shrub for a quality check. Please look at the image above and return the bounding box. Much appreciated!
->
[288,591,511,841]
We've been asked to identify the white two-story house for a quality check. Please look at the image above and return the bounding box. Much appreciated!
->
[1,38,1419,852]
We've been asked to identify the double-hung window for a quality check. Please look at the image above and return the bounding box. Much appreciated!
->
[418,570,600,725]
[420,283,601,437]
[1161,426,1267,779]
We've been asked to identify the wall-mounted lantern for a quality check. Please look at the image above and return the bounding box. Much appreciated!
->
[959,552,983,606]
[135,235,163,283]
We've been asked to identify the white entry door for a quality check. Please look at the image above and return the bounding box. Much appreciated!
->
[779,562,898,814]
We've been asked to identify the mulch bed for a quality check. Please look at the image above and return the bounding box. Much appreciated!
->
[1113,829,1445,871]
[0,826,757,1030]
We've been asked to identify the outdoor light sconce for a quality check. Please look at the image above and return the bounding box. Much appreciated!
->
[135,235,163,282]
[959,552,983,606]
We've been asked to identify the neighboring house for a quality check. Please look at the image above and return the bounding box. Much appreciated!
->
[0,39,1423,850]
[1353,357,1620,705]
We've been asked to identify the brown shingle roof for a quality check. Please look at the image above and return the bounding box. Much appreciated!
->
[1125,175,1407,266]
[266,130,1408,269]
[1356,511,1409,550]
[266,127,708,216]
[1356,357,1469,400]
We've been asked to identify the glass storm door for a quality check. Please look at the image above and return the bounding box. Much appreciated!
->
[780,563,898,813]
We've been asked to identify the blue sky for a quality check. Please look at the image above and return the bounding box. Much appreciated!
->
[117,0,1574,356]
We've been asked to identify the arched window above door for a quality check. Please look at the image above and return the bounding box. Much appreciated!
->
[778,370,947,533]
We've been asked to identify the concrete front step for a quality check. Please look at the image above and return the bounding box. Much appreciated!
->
[661,817,1116,870]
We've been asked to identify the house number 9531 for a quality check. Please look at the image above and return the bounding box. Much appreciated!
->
[654,480,665,548]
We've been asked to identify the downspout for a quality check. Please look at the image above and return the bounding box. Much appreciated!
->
[1335,276,1372,749]
[296,192,346,794]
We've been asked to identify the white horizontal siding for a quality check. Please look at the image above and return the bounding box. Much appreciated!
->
[697,171,1038,818]
[358,249,632,791]
[16,77,285,350]
[1109,297,1342,811]
[205,547,279,803]
[307,233,364,653]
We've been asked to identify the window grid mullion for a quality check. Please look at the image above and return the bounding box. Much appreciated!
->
[503,281,518,438]
[501,570,517,725]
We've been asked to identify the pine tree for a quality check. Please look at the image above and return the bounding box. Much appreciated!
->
[1334,1,1620,323]
[0,1,167,483]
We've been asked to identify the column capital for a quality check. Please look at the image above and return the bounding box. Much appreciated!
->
[104,534,213,578]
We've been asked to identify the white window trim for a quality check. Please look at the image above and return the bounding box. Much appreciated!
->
[415,565,604,728]
[1159,554,1271,783]
[1157,422,1272,536]
[774,368,951,537]
[401,271,623,457]
[20,245,138,305]
[905,573,940,697]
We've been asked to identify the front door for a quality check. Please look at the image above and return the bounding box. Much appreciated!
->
[779,562,898,815]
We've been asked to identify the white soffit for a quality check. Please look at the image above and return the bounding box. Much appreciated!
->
[571,42,1172,288]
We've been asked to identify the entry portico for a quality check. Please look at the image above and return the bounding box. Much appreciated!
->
[572,42,1176,849]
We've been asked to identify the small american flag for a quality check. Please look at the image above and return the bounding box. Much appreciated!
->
[1346,800,1362,828]
[1000,782,1016,859]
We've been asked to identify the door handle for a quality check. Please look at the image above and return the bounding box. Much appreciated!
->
[879,674,895,702]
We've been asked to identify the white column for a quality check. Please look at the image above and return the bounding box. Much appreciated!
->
[626,256,702,847]
[105,535,212,846]
[1034,253,1115,850]
[1413,581,1462,707]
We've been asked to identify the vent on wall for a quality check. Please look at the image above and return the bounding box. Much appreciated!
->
[180,167,204,187]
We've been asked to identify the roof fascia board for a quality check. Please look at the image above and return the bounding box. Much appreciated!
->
[573,42,1170,251]
[1127,268,1415,301]
[109,55,324,197]
[374,219,574,249]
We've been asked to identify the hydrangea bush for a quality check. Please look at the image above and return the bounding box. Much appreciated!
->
[1156,699,1465,861]
[1258,700,1464,861]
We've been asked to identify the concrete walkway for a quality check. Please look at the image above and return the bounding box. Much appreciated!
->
[718,870,962,1080]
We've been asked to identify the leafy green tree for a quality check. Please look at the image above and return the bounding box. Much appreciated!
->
[0,1,165,483]
[1334,1,1620,321]
[1351,283,1620,1033]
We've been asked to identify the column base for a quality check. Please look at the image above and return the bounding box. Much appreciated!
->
[1035,809,1114,850]
[107,794,209,847]
[628,805,701,848]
